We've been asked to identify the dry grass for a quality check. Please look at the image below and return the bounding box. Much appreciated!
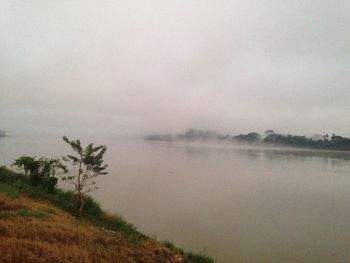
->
[0,193,185,263]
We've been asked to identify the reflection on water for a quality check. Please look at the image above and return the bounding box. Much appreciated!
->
[2,136,350,262]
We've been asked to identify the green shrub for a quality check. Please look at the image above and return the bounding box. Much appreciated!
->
[11,157,66,192]
[0,166,28,184]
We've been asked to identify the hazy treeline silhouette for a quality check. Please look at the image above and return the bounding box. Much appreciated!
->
[145,129,350,151]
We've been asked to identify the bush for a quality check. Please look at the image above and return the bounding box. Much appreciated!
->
[11,157,66,191]
[0,166,28,184]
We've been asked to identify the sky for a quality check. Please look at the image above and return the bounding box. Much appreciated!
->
[1,0,349,137]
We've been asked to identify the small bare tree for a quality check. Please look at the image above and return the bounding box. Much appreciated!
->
[62,136,108,215]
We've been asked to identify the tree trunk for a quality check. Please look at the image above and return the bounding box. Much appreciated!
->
[78,194,84,215]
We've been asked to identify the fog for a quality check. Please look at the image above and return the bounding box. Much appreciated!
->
[1,1,349,137]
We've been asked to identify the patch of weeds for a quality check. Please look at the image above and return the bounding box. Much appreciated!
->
[47,189,76,214]
[97,213,146,245]
[186,252,214,263]
[17,209,47,219]
[161,240,185,254]
[161,241,214,263]
[42,207,56,214]
[0,211,14,219]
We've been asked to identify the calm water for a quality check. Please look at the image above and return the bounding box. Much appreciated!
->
[2,135,350,262]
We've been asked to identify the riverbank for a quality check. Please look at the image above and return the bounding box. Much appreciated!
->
[0,167,213,263]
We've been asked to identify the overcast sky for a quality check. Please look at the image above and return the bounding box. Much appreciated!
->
[1,0,349,137]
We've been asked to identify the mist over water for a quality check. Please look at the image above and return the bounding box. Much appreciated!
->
[2,135,350,262]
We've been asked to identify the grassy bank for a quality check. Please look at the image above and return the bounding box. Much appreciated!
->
[0,166,214,263]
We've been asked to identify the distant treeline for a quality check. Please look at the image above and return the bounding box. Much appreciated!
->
[145,129,218,142]
[144,129,350,151]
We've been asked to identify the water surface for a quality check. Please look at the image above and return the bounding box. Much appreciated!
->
[1,135,350,262]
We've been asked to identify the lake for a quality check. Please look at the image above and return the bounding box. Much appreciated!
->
[1,135,350,262]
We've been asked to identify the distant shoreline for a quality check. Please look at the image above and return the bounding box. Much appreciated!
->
[144,129,350,152]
